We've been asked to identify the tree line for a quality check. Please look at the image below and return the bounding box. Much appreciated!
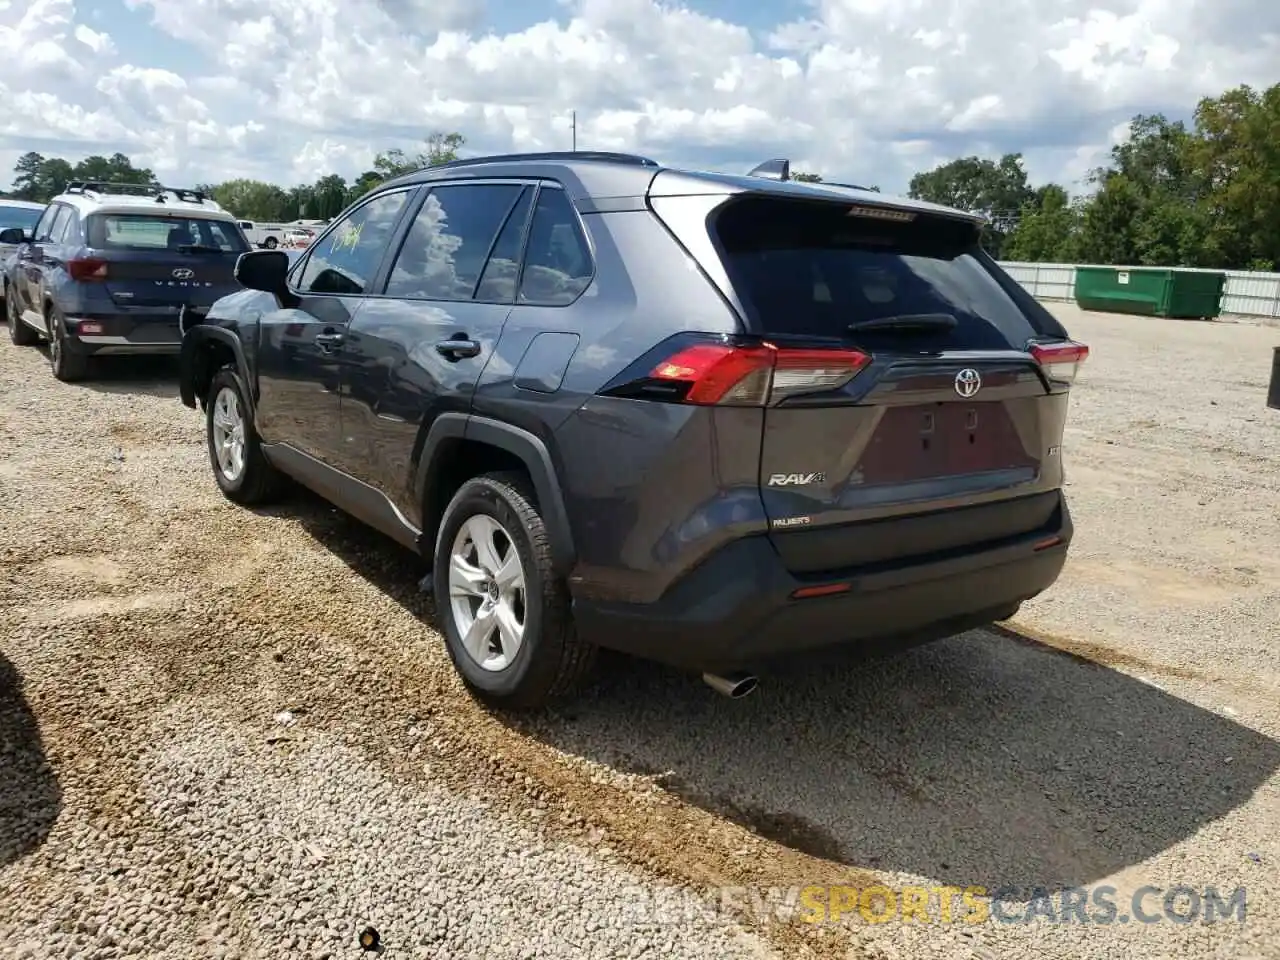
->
[4,81,1276,271]
[2,131,468,225]
[906,82,1279,271]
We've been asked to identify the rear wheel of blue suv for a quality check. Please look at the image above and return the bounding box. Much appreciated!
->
[177,152,1088,709]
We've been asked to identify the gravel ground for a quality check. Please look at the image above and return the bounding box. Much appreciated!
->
[0,302,1277,960]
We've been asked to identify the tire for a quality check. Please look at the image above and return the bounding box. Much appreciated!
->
[6,287,38,346]
[46,307,89,381]
[263,237,278,249]
[205,364,285,505]
[433,471,595,709]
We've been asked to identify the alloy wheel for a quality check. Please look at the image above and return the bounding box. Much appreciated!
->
[210,386,246,483]
[448,514,527,672]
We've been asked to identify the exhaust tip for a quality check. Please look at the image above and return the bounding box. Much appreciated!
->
[702,671,759,699]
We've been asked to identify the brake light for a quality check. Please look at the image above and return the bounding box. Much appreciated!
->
[1030,340,1088,384]
[68,257,108,281]
[642,341,871,405]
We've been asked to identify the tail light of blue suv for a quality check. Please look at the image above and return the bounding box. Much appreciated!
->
[597,333,872,406]
[67,257,109,281]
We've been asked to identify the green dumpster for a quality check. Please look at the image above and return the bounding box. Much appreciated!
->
[1073,266,1226,319]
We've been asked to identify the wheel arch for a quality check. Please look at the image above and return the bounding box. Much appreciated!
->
[179,326,253,416]
[415,414,576,577]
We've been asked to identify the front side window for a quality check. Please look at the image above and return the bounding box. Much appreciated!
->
[85,215,250,253]
[295,191,411,295]
[517,188,593,306]
[31,205,57,241]
[384,183,526,301]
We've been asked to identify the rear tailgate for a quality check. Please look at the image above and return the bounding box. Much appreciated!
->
[84,212,246,309]
[657,188,1085,574]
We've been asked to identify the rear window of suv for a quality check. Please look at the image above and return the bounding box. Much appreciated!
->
[712,196,1063,350]
[86,214,249,253]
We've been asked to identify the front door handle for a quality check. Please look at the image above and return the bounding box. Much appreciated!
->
[435,337,481,360]
[314,332,345,352]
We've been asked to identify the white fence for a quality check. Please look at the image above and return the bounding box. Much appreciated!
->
[997,261,1280,321]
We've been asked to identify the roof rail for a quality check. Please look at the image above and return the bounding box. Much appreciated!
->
[63,180,210,204]
[746,159,790,181]
[432,150,661,170]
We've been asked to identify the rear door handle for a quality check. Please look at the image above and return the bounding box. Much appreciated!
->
[314,332,345,351]
[435,338,481,360]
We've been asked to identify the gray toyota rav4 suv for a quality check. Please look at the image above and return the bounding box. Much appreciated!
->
[177,151,1088,707]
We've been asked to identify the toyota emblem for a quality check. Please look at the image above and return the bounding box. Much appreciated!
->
[172,268,195,280]
[954,368,982,398]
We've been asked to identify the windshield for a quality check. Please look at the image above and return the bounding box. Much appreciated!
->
[86,214,249,253]
[0,204,43,232]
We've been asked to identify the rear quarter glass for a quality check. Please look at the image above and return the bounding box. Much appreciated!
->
[710,195,1048,351]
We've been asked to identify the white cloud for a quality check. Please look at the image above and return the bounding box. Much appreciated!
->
[0,0,1277,194]
[73,22,114,55]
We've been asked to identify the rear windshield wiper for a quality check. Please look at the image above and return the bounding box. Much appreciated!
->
[847,313,958,334]
[176,244,228,254]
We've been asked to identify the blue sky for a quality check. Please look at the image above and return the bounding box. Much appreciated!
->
[1,0,1276,194]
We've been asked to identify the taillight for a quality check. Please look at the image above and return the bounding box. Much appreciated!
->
[68,257,108,281]
[601,336,871,406]
[1030,340,1088,385]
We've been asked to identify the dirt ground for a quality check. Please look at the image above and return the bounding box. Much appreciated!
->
[0,302,1277,960]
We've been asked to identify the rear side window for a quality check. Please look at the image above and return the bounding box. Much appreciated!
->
[86,215,249,253]
[54,208,80,243]
[384,183,525,301]
[517,188,592,306]
[712,196,1048,350]
[475,187,534,302]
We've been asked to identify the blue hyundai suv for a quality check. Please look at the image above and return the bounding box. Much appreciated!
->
[2,181,249,381]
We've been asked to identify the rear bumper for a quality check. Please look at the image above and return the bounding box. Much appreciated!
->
[62,307,205,356]
[573,495,1072,673]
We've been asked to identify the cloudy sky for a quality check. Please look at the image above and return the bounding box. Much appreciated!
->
[0,0,1276,195]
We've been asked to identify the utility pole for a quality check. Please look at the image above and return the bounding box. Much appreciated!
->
[571,111,577,151]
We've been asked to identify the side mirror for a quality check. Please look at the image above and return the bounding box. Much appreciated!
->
[235,249,298,306]
[0,227,28,245]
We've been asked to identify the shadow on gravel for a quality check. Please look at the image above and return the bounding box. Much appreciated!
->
[0,652,61,866]
[64,354,180,398]
[266,496,1280,897]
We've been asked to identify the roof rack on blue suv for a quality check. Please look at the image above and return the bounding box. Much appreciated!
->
[173,147,1089,709]
[64,180,211,204]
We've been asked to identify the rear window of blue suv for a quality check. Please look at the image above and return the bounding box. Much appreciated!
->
[87,214,248,253]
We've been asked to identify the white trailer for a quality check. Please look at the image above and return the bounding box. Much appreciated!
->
[234,219,288,249]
